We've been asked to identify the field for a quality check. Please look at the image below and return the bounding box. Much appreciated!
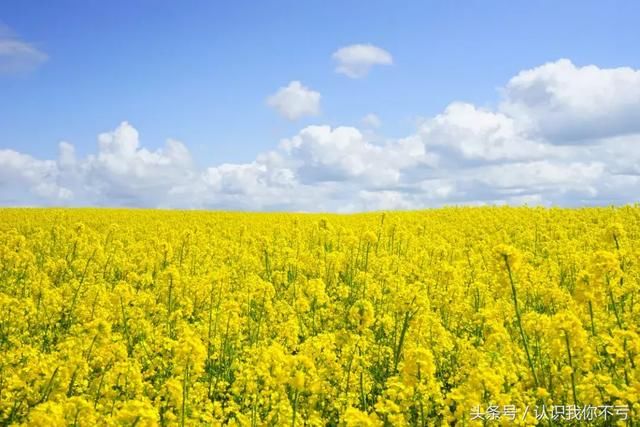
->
[0,207,638,426]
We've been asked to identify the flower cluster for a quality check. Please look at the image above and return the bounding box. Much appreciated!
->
[0,207,638,425]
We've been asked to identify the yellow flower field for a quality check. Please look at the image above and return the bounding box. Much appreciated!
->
[0,207,638,426]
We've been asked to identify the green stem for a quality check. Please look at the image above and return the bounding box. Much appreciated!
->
[588,300,596,336]
[504,255,539,387]
[291,390,298,427]
[563,330,578,406]
[181,363,189,427]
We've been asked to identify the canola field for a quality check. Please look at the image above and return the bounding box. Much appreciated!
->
[0,207,638,426]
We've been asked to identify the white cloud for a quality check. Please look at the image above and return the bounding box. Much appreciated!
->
[419,102,550,162]
[58,142,76,169]
[279,125,435,187]
[591,134,640,176]
[82,122,195,206]
[3,59,640,211]
[501,59,640,141]
[332,44,393,78]
[0,149,71,203]
[475,160,604,193]
[362,113,381,128]
[0,122,196,207]
[267,81,321,120]
[0,25,48,74]
[356,190,416,211]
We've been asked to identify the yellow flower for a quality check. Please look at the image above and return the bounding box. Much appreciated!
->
[1,207,639,425]
[363,231,378,245]
[343,406,383,426]
[493,244,522,269]
[349,300,374,332]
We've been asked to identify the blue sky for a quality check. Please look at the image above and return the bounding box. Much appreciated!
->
[1,1,640,210]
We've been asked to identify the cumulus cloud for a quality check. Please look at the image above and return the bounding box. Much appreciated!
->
[332,44,393,78]
[419,102,550,162]
[1,122,197,207]
[278,125,435,188]
[2,59,640,211]
[362,113,381,128]
[83,122,195,206]
[267,81,321,120]
[0,25,48,74]
[501,59,640,141]
[0,149,72,204]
